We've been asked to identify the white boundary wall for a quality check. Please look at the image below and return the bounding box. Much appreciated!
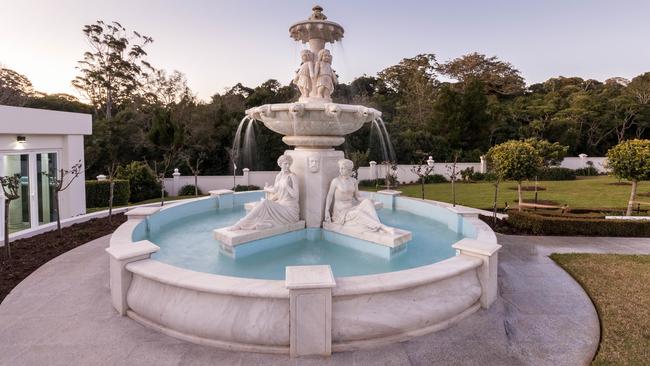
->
[164,157,608,196]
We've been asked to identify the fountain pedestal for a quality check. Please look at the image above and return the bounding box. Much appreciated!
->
[285,148,344,227]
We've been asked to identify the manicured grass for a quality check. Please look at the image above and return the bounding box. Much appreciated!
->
[367,176,650,210]
[86,195,207,213]
[551,254,650,365]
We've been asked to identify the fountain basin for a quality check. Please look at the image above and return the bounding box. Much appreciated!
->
[107,191,500,354]
[246,103,381,147]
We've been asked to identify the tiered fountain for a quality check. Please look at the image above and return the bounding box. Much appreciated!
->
[107,6,501,358]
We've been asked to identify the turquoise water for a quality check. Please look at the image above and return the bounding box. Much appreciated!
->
[148,206,462,280]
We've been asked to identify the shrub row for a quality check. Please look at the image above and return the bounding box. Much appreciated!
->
[178,184,203,196]
[233,184,261,192]
[573,166,599,176]
[85,180,130,208]
[507,211,650,237]
[536,167,576,181]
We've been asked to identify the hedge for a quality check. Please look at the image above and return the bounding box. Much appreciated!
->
[507,211,650,237]
[536,167,576,181]
[423,174,448,183]
[179,184,202,196]
[85,180,130,208]
[233,184,261,192]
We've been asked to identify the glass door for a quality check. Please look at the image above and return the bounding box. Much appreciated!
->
[2,154,31,233]
[37,153,57,225]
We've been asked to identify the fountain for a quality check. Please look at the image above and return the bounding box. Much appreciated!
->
[106,6,501,358]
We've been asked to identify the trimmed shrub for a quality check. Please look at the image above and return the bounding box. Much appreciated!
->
[359,179,385,187]
[471,171,498,182]
[85,180,130,208]
[507,211,650,237]
[233,184,261,192]
[423,174,448,183]
[536,167,576,181]
[178,184,202,196]
[116,161,161,203]
[574,166,599,176]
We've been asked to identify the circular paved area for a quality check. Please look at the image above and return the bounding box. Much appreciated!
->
[1,234,649,365]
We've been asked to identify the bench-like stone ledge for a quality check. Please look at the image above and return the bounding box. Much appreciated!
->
[322,222,411,248]
[214,221,306,249]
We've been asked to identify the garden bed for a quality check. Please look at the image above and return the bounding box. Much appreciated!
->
[0,214,126,302]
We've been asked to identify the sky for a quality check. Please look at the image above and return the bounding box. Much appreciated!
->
[2,0,650,101]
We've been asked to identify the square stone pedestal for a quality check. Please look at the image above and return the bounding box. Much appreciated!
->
[285,148,344,228]
[286,265,336,357]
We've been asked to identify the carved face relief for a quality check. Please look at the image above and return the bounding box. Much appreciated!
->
[308,155,320,173]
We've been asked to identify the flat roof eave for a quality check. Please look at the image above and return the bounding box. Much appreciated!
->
[0,105,92,135]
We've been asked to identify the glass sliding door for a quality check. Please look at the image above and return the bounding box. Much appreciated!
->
[2,154,31,233]
[37,153,57,225]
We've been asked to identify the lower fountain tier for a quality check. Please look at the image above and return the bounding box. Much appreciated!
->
[282,135,345,148]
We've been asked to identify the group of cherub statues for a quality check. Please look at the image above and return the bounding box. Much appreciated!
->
[229,155,393,234]
[293,49,338,100]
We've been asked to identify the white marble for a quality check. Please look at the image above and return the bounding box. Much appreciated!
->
[322,221,411,248]
[286,265,335,357]
[125,206,161,221]
[452,239,501,308]
[214,220,305,248]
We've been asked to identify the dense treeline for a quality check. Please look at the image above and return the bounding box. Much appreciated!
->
[1,21,649,179]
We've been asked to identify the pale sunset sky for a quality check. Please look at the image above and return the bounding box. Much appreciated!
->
[1,0,649,101]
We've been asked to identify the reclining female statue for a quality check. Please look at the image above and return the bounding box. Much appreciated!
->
[323,159,394,234]
[229,154,299,231]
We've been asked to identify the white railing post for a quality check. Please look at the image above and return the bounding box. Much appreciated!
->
[243,168,250,186]
[172,168,181,196]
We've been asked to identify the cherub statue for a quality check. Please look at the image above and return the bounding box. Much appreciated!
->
[292,49,315,99]
[314,49,338,100]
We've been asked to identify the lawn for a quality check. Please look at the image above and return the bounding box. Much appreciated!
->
[368,176,650,211]
[551,254,650,365]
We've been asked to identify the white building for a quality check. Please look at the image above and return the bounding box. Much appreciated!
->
[0,105,92,244]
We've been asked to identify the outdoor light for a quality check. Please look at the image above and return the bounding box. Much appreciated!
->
[16,135,26,143]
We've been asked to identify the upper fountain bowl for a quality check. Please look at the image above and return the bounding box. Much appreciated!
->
[246,102,381,148]
[289,5,344,45]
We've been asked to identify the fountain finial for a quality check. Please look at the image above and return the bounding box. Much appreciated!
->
[309,5,327,20]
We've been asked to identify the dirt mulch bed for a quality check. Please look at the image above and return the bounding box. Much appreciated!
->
[507,186,547,191]
[519,199,561,206]
[638,192,650,198]
[0,214,126,302]
[607,182,632,186]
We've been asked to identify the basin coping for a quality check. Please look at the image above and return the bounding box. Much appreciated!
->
[209,189,234,196]
[285,265,336,289]
[105,240,160,260]
[452,238,502,256]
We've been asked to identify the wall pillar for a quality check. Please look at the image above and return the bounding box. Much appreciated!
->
[479,155,486,174]
[172,168,181,196]
[286,265,336,357]
[369,161,377,180]
[242,168,250,186]
[452,238,502,308]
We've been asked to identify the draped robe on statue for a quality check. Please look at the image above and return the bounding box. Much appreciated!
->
[233,172,299,230]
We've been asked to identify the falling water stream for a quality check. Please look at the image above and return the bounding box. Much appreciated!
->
[231,116,257,173]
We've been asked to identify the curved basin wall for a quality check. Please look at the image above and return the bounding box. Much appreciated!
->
[107,191,500,355]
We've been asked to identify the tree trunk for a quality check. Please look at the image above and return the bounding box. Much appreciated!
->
[421,177,425,200]
[517,182,523,211]
[108,181,114,225]
[194,174,198,196]
[55,190,62,238]
[452,178,456,207]
[492,181,500,223]
[626,180,638,216]
[160,185,165,207]
[4,199,11,259]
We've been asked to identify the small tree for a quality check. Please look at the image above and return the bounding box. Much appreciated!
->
[183,151,206,196]
[106,163,118,225]
[445,153,461,207]
[43,161,84,238]
[487,141,541,211]
[410,155,434,200]
[606,139,650,215]
[0,174,21,258]
[524,138,568,167]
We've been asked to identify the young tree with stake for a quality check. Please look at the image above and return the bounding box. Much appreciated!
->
[487,141,541,211]
[42,161,84,238]
[0,174,21,258]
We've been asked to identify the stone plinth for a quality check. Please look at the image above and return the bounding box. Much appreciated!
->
[322,222,411,248]
[286,148,344,227]
[125,207,161,221]
[452,238,502,308]
[286,265,336,357]
[209,189,234,208]
[214,221,306,254]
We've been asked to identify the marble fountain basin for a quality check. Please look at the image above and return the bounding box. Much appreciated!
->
[106,190,500,354]
[246,102,381,147]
